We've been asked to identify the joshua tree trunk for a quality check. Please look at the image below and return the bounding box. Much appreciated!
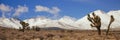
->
[22,26,25,32]
[97,26,101,35]
[106,23,111,35]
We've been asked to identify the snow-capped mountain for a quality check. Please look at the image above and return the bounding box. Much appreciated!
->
[75,10,110,30]
[0,10,120,30]
[107,10,120,29]
[75,10,120,30]
[24,16,78,29]
[0,18,22,29]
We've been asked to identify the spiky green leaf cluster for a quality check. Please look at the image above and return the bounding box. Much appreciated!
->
[87,13,101,27]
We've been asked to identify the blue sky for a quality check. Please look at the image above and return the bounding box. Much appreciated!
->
[0,0,120,20]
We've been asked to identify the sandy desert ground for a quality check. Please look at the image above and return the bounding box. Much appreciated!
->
[0,26,120,40]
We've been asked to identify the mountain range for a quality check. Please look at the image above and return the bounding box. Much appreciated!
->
[0,10,120,30]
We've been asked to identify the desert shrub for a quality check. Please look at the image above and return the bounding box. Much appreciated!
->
[32,26,35,30]
[39,36,44,40]
[68,30,73,32]
[47,34,55,37]
[26,26,30,30]
[35,27,40,31]
[32,26,41,31]
[0,34,6,40]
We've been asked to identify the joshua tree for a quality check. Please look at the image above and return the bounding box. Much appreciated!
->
[20,21,29,32]
[87,12,101,35]
[32,26,40,31]
[106,15,114,35]
[35,27,40,31]
[13,17,30,31]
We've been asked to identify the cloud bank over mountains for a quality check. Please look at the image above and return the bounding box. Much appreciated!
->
[35,5,60,16]
[0,10,120,30]
[0,4,60,17]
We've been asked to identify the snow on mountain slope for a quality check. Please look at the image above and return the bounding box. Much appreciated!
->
[24,17,63,29]
[0,18,22,29]
[24,17,51,28]
[58,16,79,29]
[0,10,120,30]
[75,10,111,30]
[107,10,120,29]
[24,16,78,29]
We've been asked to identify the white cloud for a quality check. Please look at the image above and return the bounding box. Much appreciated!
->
[13,5,28,17]
[35,5,49,12]
[0,3,12,17]
[49,7,60,15]
[35,5,60,16]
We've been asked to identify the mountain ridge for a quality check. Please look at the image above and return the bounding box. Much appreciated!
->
[0,10,120,30]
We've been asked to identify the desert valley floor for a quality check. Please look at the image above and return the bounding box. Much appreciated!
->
[0,26,120,40]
